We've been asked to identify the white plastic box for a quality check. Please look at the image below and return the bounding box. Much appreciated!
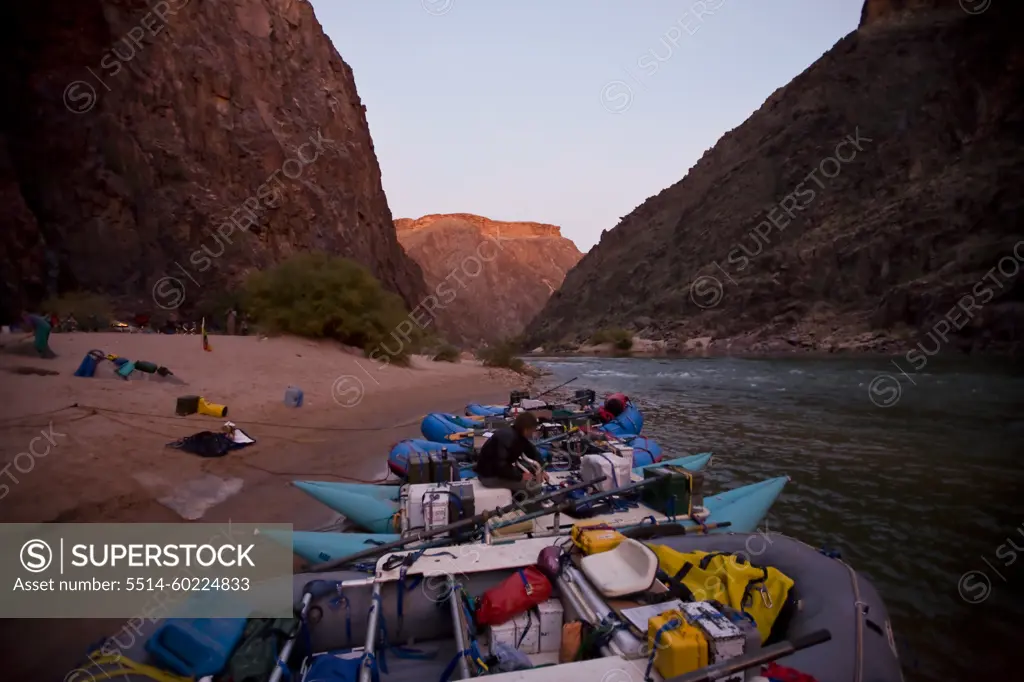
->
[581,452,633,492]
[404,483,449,530]
[487,611,540,654]
[536,599,564,653]
[679,602,746,682]
[486,599,563,655]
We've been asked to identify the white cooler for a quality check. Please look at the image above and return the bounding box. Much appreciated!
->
[536,599,564,653]
[487,611,539,654]
[487,599,564,655]
[404,483,451,530]
[581,452,633,492]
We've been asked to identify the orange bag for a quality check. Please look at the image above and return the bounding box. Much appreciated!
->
[560,621,583,662]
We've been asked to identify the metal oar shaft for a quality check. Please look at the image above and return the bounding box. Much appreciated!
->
[308,475,607,572]
[667,629,832,682]
[533,376,578,400]
[488,473,668,531]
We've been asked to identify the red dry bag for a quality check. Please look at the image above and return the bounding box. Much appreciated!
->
[475,566,552,626]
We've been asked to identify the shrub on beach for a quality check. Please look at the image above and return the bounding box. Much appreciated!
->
[590,327,633,351]
[243,253,421,364]
[477,340,526,373]
[433,343,461,363]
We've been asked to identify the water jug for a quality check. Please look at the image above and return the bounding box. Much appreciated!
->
[284,386,304,407]
[145,617,248,678]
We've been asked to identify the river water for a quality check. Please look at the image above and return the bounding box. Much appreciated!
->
[532,355,1023,681]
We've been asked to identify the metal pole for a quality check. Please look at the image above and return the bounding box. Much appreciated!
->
[269,592,312,682]
[310,476,606,572]
[358,581,383,682]
[533,376,578,401]
[668,629,832,682]
[448,582,472,680]
[555,575,619,657]
[565,566,644,658]
[488,473,667,532]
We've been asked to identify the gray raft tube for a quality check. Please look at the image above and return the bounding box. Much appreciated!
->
[87,533,903,682]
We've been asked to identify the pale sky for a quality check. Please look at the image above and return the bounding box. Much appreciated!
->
[309,0,865,251]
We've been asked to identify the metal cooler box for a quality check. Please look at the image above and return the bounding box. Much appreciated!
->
[679,602,755,682]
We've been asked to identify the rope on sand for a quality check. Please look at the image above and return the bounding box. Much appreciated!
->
[0,403,427,432]
[236,459,395,484]
[0,405,407,484]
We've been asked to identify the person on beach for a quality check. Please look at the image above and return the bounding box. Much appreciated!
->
[20,311,56,358]
[475,412,550,509]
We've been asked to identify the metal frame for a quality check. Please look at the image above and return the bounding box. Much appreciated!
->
[448,580,472,680]
[358,581,384,682]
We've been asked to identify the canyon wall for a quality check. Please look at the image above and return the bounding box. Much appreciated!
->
[0,0,426,319]
[396,213,582,345]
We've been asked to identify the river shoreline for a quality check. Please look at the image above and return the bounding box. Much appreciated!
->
[527,340,1023,362]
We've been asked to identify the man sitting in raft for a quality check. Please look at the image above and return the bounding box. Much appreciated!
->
[21,311,56,358]
[475,412,550,509]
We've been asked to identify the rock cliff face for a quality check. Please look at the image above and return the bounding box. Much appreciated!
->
[527,0,1023,355]
[396,214,582,345]
[0,0,426,319]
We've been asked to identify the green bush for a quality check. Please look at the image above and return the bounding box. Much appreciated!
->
[243,253,421,364]
[590,327,633,350]
[433,344,461,363]
[477,340,526,373]
[41,292,113,330]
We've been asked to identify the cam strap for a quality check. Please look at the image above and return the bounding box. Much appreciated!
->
[518,568,533,596]
[656,564,696,601]
[698,551,747,570]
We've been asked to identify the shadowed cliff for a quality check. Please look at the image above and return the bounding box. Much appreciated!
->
[0,0,426,319]
[527,0,1023,355]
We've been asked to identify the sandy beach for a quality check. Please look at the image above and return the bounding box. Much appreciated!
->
[0,331,526,527]
[0,331,528,680]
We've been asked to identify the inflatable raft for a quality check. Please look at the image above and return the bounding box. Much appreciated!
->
[464,393,645,437]
[86,532,900,682]
[421,412,483,444]
[417,412,661,467]
[281,457,791,567]
[387,439,474,478]
[465,402,506,417]
[296,452,714,533]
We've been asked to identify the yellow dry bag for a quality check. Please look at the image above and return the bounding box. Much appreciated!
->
[647,545,795,643]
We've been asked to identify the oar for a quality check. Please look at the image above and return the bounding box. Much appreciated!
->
[533,376,578,401]
[449,425,579,446]
[620,520,732,539]
[666,629,832,682]
[307,476,608,572]
[486,473,671,532]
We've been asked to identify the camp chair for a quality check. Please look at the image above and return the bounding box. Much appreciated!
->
[580,538,659,598]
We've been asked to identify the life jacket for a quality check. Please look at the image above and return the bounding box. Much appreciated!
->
[647,545,796,644]
[596,406,615,423]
